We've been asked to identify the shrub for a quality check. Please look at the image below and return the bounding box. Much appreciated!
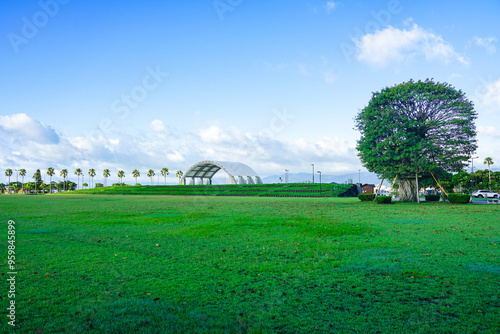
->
[374,196,392,204]
[447,193,470,204]
[425,194,440,202]
[358,194,375,202]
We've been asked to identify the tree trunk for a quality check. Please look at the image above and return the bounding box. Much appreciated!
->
[399,177,417,202]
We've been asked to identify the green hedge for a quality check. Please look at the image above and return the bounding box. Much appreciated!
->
[374,196,392,204]
[358,194,375,202]
[447,193,470,204]
[425,194,440,202]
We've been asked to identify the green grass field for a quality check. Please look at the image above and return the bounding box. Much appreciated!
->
[1,195,499,333]
[73,182,353,198]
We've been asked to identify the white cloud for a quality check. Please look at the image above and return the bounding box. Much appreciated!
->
[166,151,185,163]
[0,113,59,144]
[473,36,497,54]
[0,114,361,183]
[478,78,500,109]
[325,1,337,14]
[198,125,232,144]
[323,70,335,83]
[354,23,468,66]
[478,125,500,137]
[150,119,169,139]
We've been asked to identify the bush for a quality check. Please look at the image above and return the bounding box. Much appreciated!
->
[358,194,375,201]
[374,196,392,204]
[447,193,470,204]
[425,194,440,202]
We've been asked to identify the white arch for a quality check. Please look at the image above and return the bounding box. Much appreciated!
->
[180,160,262,185]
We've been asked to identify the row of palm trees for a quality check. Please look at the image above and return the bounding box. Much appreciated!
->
[3,167,185,192]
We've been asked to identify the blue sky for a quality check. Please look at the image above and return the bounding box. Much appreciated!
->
[1,0,499,184]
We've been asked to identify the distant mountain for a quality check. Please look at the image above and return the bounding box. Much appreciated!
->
[261,172,382,185]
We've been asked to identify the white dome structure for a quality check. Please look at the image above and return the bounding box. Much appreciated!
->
[180,160,263,185]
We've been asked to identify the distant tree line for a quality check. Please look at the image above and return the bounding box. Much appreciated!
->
[1,167,186,194]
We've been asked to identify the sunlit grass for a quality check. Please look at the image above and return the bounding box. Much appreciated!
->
[0,195,498,333]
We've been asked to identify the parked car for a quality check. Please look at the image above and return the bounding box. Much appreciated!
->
[471,190,500,198]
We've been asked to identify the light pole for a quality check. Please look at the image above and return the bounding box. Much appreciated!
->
[470,156,478,190]
[317,171,322,196]
[358,169,361,184]
[285,169,289,184]
[311,164,314,183]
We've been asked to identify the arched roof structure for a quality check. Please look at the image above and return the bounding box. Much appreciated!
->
[180,160,262,185]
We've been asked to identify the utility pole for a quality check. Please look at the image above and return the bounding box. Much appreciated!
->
[317,171,322,196]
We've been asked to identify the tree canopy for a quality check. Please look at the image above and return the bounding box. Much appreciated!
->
[355,79,478,181]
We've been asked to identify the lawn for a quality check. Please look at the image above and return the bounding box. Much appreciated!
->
[1,195,499,333]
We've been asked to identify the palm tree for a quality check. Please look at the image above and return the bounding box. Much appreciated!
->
[5,169,13,194]
[74,168,83,190]
[33,169,42,194]
[147,169,155,185]
[82,182,88,189]
[161,167,169,185]
[19,169,26,193]
[47,167,55,193]
[88,168,96,189]
[60,169,68,191]
[132,169,140,185]
[118,170,125,185]
[484,157,494,187]
[103,169,110,187]
[176,170,183,183]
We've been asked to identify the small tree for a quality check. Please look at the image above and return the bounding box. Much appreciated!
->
[88,169,96,189]
[176,170,183,183]
[484,157,494,188]
[147,169,155,185]
[103,169,110,187]
[75,168,83,190]
[132,169,140,185]
[161,167,169,185]
[19,169,26,193]
[33,169,42,194]
[60,169,68,191]
[5,169,13,194]
[47,167,55,193]
[118,170,125,185]
[355,79,478,202]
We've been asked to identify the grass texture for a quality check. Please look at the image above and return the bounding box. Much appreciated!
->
[0,195,499,333]
[73,183,353,198]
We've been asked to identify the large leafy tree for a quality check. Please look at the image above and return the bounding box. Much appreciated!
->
[355,79,477,202]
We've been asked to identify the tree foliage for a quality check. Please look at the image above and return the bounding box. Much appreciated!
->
[355,79,478,180]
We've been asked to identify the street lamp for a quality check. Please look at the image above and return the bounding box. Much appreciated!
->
[311,164,314,183]
[317,171,322,196]
[470,156,478,189]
